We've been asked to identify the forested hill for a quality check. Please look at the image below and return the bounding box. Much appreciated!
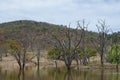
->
[0,20,64,31]
[0,20,98,50]
[0,20,65,40]
[0,20,97,36]
[0,20,119,51]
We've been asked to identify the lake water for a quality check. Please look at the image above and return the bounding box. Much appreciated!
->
[0,67,120,80]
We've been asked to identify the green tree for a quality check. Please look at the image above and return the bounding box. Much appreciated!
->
[107,45,120,64]
[48,48,60,59]
[86,48,97,63]
[78,48,97,64]
[48,47,63,68]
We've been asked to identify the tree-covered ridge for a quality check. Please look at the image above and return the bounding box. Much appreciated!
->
[0,20,64,42]
[0,20,65,34]
[0,20,98,46]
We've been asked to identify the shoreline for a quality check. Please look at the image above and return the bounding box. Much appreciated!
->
[0,56,119,71]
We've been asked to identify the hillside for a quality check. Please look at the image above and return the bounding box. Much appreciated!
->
[0,20,64,35]
[0,20,63,40]
[0,20,98,50]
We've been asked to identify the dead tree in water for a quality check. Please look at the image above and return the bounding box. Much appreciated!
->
[33,30,48,70]
[91,20,109,67]
[9,30,30,70]
[79,21,88,65]
[35,32,45,70]
[51,21,88,70]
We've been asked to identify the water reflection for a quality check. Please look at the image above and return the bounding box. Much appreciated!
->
[0,67,120,80]
[64,70,73,80]
[18,69,25,80]
[116,69,119,80]
[100,69,104,80]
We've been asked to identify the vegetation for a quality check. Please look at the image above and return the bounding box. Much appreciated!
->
[108,32,120,69]
[107,45,120,64]
[0,20,120,70]
[48,47,97,64]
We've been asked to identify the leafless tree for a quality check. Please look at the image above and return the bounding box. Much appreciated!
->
[9,30,30,70]
[91,20,109,67]
[51,21,88,70]
[35,31,46,70]
[79,20,89,65]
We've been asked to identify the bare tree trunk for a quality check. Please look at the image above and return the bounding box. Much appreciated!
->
[81,27,88,65]
[37,49,40,69]
[75,59,79,69]
[100,54,104,67]
[54,60,57,69]
[22,49,26,70]
[64,56,72,70]
[17,60,22,70]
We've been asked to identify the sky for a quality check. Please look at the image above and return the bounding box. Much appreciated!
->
[0,0,120,32]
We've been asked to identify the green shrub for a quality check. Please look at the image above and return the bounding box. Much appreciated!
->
[107,45,120,64]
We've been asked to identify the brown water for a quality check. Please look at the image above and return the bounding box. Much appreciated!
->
[0,67,120,80]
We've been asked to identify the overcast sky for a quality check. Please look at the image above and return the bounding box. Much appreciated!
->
[0,0,120,32]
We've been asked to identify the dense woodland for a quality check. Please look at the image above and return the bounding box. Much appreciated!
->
[0,20,120,70]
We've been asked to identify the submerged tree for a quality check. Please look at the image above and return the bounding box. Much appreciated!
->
[50,21,88,70]
[8,40,23,70]
[34,31,47,70]
[91,20,109,67]
[8,29,30,70]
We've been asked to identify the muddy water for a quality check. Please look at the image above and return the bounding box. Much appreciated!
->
[0,67,120,80]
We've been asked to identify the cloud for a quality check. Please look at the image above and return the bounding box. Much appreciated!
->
[0,0,120,31]
[0,0,72,10]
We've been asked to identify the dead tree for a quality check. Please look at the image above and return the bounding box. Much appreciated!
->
[20,34,29,70]
[51,21,87,70]
[35,32,43,70]
[91,20,109,67]
[9,30,30,70]
[79,20,89,65]
[34,31,47,70]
